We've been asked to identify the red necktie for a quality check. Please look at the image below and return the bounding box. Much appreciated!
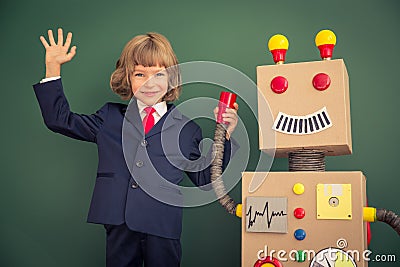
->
[143,107,156,134]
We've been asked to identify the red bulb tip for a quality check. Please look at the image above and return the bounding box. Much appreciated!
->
[318,44,335,59]
[271,49,287,64]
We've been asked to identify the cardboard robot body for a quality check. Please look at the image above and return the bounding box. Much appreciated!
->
[241,171,367,267]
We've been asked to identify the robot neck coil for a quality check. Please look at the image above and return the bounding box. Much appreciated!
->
[288,149,325,171]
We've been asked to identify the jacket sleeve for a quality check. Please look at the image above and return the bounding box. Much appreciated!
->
[33,79,109,143]
[185,126,240,187]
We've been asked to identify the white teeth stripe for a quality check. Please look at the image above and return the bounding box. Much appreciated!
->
[272,107,332,135]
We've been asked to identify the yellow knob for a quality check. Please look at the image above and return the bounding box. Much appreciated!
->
[261,264,276,267]
[236,204,242,218]
[268,34,289,51]
[315,29,337,47]
[293,183,305,195]
[363,207,376,222]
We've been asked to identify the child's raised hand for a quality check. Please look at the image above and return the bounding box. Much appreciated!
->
[213,103,239,140]
[39,28,77,78]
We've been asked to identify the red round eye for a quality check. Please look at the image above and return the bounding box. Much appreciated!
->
[313,73,331,91]
[270,76,288,94]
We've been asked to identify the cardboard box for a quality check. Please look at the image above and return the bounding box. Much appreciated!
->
[257,59,352,157]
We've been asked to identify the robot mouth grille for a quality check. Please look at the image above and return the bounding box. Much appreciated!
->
[272,107,332,135]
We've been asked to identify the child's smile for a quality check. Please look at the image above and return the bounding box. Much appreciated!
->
[131,65,168,106]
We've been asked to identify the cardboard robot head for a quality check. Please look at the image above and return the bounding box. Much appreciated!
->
[257,30,352,157]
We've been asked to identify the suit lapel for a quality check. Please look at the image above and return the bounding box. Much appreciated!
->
[124,98,145,138]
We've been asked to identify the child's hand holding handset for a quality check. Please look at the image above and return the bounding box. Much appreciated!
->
[214,102,239,140]
[39,28,77,78]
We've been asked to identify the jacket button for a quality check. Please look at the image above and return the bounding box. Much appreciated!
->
[136,160,144,167]
[131,182,139,189]
[141,140,148,147]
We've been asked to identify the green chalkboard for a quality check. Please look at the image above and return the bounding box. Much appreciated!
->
[1,0,399,266]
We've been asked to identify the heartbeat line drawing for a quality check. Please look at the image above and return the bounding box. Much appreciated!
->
[246,201,287,229]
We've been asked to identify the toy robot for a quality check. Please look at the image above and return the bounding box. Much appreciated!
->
[211,30,399,267]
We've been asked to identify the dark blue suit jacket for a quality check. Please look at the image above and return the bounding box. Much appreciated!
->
[33,79,238,239]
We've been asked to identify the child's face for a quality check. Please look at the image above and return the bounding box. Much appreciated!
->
[130,65,168,106]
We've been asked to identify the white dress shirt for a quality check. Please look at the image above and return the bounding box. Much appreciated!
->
[137,99,167,125]
[40,76,61,83]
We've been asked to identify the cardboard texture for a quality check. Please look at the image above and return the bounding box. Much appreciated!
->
[257,59,352,157]
[241,171,367,267]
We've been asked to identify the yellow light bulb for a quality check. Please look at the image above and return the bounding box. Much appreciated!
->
[268,34,289,63]
[315,29,336,47]
[268,34,289,51]
[315,29,337,59]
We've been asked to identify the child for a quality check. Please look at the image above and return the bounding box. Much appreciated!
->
[34,28,239,267]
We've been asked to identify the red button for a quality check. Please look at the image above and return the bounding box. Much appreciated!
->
[294,208,305,219]
[312,73,331,91]
[270,76,288,94]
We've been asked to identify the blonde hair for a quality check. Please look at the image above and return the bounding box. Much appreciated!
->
[110,32,181,101]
